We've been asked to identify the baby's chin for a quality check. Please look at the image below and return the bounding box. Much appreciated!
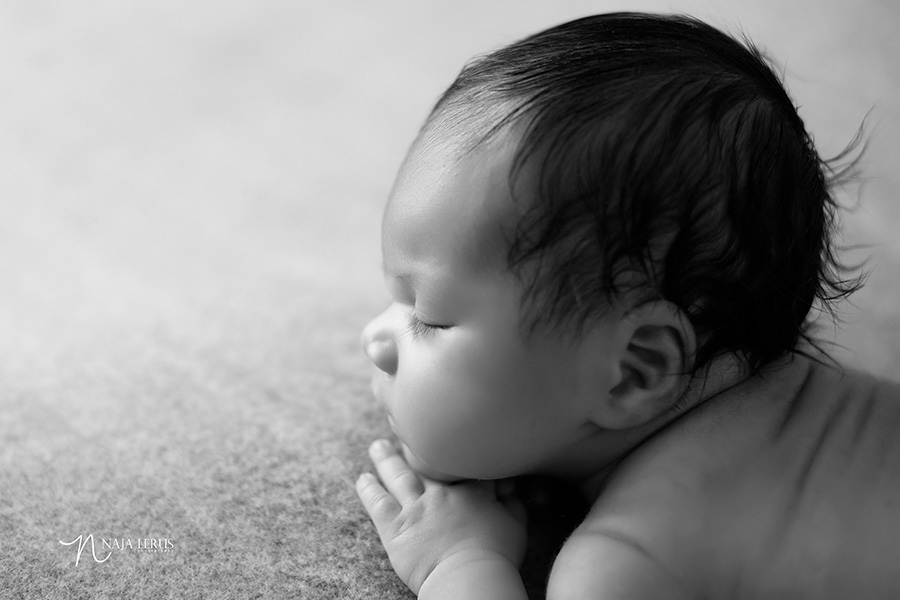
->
[400,442,466,483]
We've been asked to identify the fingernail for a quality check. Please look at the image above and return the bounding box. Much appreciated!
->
[369,439,390,456]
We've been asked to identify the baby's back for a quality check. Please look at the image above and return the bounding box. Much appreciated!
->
[574,358,900,599]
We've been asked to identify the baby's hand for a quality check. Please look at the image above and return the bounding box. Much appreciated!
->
[356,439,528,595]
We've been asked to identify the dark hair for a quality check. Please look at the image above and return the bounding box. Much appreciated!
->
[425,12,863,373]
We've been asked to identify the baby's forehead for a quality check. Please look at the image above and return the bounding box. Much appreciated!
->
[383,129,524,277]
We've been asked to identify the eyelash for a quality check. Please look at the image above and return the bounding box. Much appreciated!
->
[406,315,446,338]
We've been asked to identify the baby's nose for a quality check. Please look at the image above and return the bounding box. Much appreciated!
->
[361,315,399,376]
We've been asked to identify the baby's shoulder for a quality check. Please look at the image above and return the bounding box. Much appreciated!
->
[550,361,900,599]
[545,431,722,599]
[546,520,694,600]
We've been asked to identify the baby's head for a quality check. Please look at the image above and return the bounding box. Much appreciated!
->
[362,13,858,482]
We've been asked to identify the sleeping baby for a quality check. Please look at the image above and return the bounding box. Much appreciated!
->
[357,12,900,599]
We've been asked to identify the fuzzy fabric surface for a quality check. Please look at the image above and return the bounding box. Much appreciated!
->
[2,1,898,598]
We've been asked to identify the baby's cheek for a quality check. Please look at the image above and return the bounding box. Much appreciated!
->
[394,331,538,477]
[399,373,474,447]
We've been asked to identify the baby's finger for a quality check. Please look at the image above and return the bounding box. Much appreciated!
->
[356,471,401,526]
[368,439,425,504]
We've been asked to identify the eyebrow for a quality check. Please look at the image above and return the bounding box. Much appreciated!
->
[382,266,420,291]
[382,260,415,282]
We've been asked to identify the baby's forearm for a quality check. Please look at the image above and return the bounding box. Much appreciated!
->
[417,549,527,600]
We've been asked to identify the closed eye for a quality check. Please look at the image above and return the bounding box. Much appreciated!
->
[406,314,449,338]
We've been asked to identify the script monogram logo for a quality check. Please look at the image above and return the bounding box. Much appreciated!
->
[59,534,112,567]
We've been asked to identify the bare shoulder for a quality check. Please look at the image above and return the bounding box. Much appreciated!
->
[545,360,900,599]
[540,357,819,600]
[546,447,720,599]
[546,523,695,600]
[545,448,713,600]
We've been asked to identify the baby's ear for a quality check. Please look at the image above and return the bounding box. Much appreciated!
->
[591,301,696,430]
